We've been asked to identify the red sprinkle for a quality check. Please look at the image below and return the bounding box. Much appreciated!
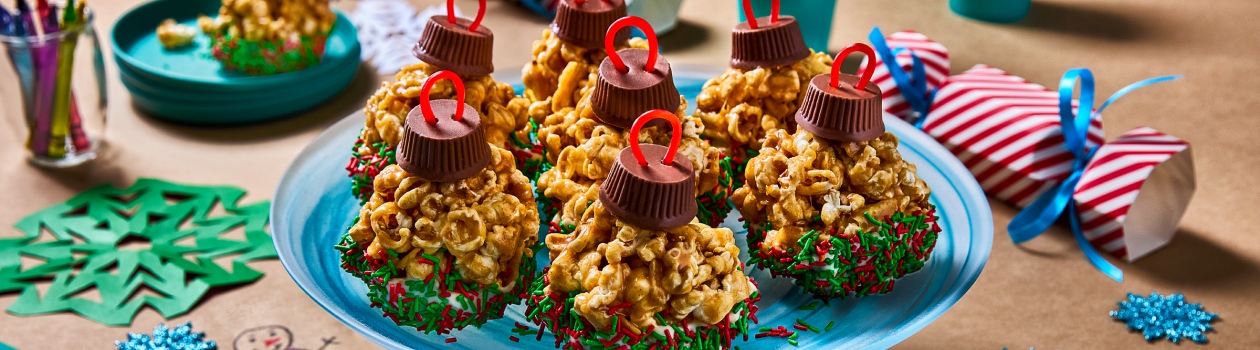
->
[794,324,810,331]
[509,336,520,343]
[445,338,457,343]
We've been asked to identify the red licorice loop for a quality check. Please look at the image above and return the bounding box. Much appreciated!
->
[605,16,658,74]
[628,109,682,166]
[830,43,877,91]
[419,70,467,123]
[741,0,780,29]
[447,0,487,32]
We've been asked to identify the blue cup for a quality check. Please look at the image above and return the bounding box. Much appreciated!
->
[737,0,837,54]
[949,0,1031,23]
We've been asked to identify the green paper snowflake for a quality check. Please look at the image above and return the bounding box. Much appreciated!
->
[0,178,276,326]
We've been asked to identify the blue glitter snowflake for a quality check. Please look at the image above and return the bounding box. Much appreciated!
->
[1110,292,1218,343]
[116,322,217,350]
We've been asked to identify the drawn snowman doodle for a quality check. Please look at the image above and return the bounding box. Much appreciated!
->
[233,325,337,350]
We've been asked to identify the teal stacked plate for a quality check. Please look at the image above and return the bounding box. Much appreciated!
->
[272,66,994,349]
[110,0,361,125]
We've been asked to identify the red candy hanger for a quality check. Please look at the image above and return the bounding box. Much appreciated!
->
[628,110,682,166]
[419,71,467,123]
[741,0,780,30]
[605,16,659,74]
[830,43,877,91]
[447,0,487,32]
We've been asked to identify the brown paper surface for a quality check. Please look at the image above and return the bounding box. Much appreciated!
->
[2,0,1258,349]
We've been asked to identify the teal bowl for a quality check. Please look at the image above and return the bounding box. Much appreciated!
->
[124,59,360,124]
[117,47,360,103]
[110,0,360,92]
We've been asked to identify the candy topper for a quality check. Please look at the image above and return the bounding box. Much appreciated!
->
[414,0,495,75]
[418,70,466,123]
[553,0,627,49]
[730,0,809,70]
[397,71,490,182]
[795,42,885,143]
[598,109,698,230]
[605,16,658,73]
[590,16,679,129]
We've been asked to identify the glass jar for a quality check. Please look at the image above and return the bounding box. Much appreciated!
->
[0,8,106,168]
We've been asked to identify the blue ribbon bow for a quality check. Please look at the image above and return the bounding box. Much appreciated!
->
[869,27,936,129]
[1007,68,1180,283]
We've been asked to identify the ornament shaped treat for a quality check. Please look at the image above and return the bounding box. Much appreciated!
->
[692,0,833,187]
[535,16,733,228]
[337,72,541,334]
[521,0,650,123]
[349,0,533,202]
[202,0,336,75]
[527,110,759,350]
[733,44,941,299]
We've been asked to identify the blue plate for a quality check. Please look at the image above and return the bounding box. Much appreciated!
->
[272,66,993,349]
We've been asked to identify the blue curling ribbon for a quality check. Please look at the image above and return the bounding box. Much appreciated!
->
[1007,68,1180,283]
[869,27,935,129]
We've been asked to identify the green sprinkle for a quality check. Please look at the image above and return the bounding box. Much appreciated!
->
[798,301,820,311]
[825,321,835,332]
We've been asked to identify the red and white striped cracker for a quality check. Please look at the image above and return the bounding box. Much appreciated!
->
[1073,127,1193,261]
[863,30,950,122]
[922,65,1105,207]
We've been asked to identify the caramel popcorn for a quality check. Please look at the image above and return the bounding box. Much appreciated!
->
[346,146,539,287]
[338,146,542,333]
[205,0,335,43]
[733,129,939,298]
[350,62,533,202]
[521,29,649,123]
[693,52,832,185]
[534,99,728,226]
[156,19,196,49]
[526,202,758,348]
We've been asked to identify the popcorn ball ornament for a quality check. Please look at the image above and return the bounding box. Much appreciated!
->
[337,71,542,335]
[535,16,733,229]
[349,0,534,202]
[204,0,336,75]
[527,110,759,350]
[733,43,942,300]
[692,0,833,187]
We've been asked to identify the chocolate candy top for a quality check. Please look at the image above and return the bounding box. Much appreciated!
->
[796,43,886,143]
[730,16,810,70]
[599,110,697,230]
[396,71,492,182]
[552,0,629,49]
[590,16,679,129]
[413,1,494,76]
